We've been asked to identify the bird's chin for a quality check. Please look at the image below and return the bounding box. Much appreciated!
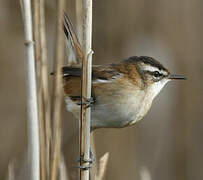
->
[149,79,169,99]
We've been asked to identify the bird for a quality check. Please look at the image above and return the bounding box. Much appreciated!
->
[62,13,186,131]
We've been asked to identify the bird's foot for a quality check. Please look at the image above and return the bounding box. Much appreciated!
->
[77,97,95,108]
[77,152,95,170]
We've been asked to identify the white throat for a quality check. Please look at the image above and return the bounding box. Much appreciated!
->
[148,79,170,100]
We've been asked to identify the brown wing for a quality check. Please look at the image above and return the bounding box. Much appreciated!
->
[63,65,122,98]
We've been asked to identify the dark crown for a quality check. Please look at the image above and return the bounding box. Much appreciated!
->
[125,56,168,71]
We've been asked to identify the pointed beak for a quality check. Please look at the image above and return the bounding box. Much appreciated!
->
[168,74,187,80]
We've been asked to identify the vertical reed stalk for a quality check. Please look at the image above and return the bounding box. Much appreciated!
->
[38,0,52,177]
[50,0,65,179]
[33,2,45,180]
[80,0,93,180]
[21,0,40,180]
[33,0,51,179]
[32,3,46,180]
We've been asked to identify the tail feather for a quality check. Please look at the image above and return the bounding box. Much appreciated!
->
[63,13,83,63]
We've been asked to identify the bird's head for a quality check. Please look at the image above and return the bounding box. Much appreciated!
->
[126,56,186,99]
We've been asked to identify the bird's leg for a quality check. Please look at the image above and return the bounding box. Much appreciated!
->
[77,96,95,108]
[77,150,95,170]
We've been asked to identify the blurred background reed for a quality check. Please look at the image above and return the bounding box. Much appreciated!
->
[1,0,202,180]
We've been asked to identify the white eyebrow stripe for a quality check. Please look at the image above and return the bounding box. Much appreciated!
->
[142,65,167,75]
[142,65,160,72]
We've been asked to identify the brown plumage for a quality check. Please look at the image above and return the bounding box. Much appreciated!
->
[61,13,186,130]
[63,60,143,100]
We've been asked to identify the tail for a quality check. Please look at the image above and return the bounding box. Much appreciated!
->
[63,12,83,64]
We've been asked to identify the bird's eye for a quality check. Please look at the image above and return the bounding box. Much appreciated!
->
[153,71,162,78]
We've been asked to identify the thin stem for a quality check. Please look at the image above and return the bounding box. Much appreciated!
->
[21,0,40,180]
[50,0,65,179]
[80,0,93,180]
[33,0,51,179]
[39,0,52,177]
[32,1,46,180]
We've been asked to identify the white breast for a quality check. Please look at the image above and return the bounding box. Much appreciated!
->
[65,79,169,129]
[65,97,80,118]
